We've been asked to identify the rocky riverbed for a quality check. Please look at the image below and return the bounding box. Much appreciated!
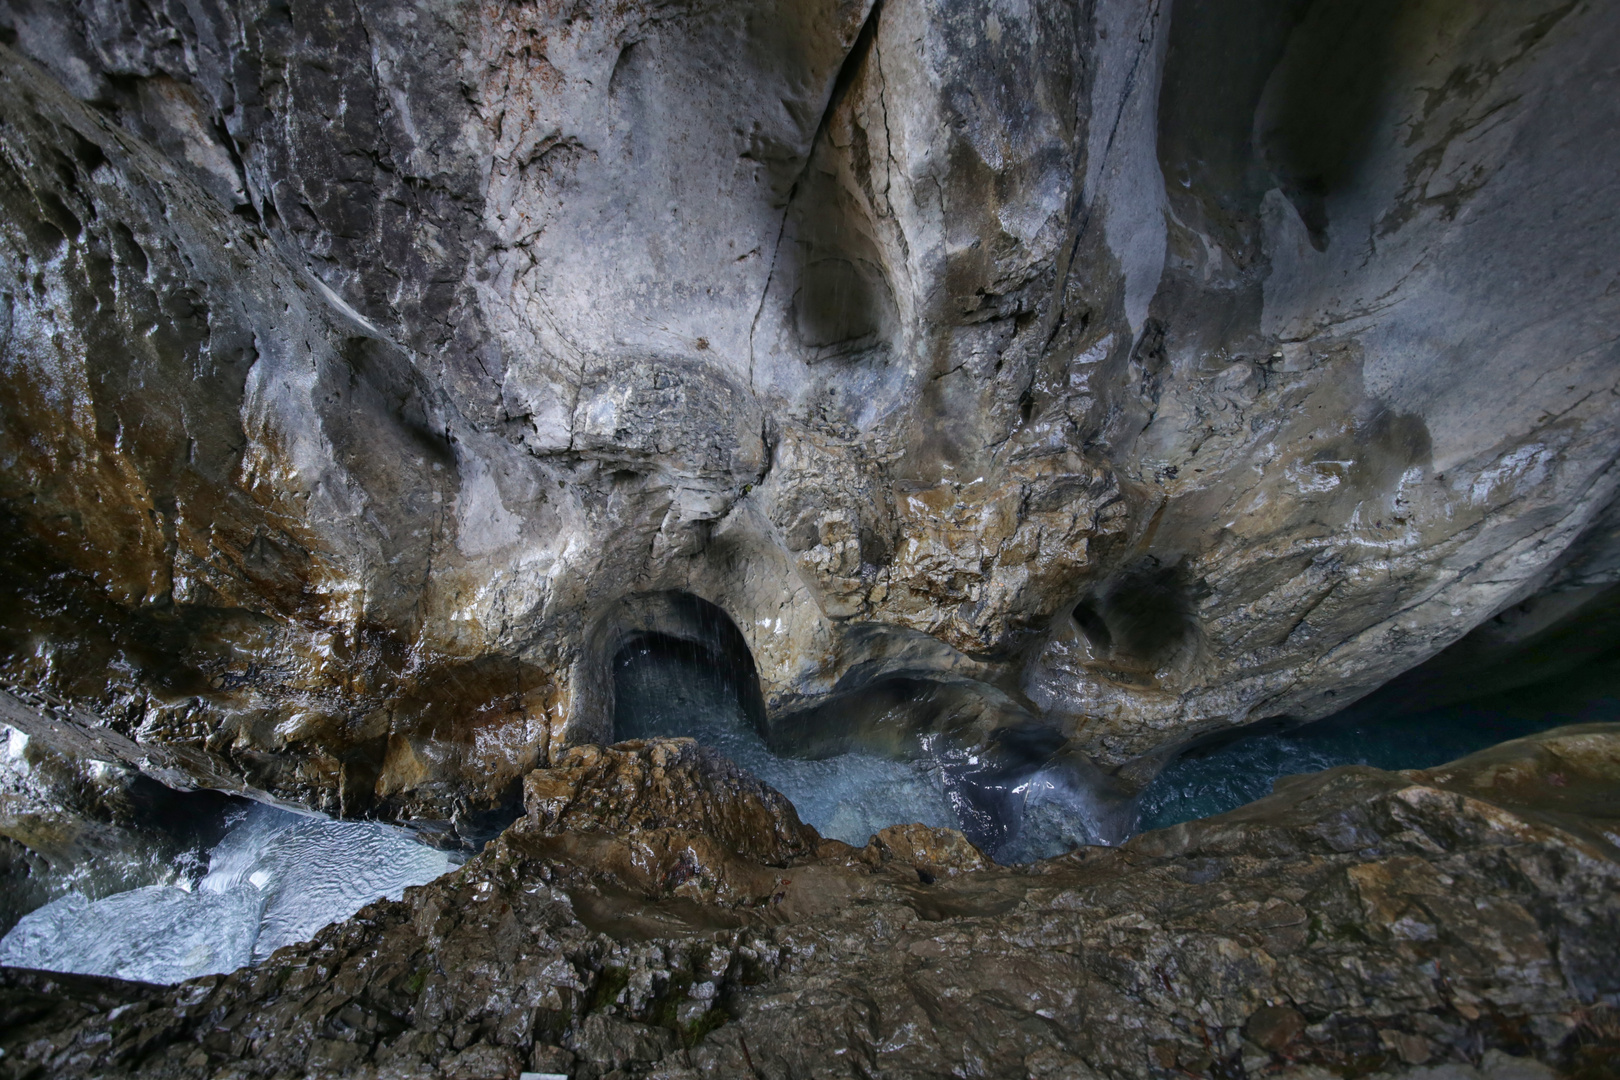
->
[2,727,1617,1079]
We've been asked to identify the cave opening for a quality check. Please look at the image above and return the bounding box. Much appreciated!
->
[609,595,1131,860]
[610,593,768,746]
[1071,600,1113,654]
[607,595,970,850]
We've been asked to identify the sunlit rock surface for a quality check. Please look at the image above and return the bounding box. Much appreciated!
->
[1,729,1616,1078]
[0,0,1614,821]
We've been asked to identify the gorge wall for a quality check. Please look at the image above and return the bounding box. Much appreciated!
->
[0,0,1617,826]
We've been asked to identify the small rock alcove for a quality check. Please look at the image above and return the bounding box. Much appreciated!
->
[593,591,768,747]
[1070,558,1204,680]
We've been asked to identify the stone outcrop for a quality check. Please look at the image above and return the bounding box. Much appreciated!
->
[0,0,1617,816]
[2,728,1616,1078]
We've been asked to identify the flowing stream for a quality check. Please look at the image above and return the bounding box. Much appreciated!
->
[1136,684,1619,831]
[611,635,1129,862]
[0,803,458,984]
[614,638,962,846]
[2,631,1606,986]
[614,628,1606,858]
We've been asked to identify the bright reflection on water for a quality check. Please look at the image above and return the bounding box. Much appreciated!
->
[612,638,1124,861]
[1135,695,1619,833]
[614,641,961,845]
[0,804,459,984]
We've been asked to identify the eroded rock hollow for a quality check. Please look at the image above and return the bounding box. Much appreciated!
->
[1,0,1616,818]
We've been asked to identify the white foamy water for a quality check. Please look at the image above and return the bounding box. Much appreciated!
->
[0,804,459,984]
[609,642,1125,857]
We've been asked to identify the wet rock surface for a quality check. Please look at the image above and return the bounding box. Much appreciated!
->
[0,0,1615,820]
[1,3,1617,1075]
[1,729,1615,1079]
[0,687,240,937]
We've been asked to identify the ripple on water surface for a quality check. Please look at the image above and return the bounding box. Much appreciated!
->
[0,804,459,984]
[16,642,1597,986]
[1135,695,1620,833]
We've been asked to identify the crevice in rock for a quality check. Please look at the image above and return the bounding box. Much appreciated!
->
[748,0,886,391]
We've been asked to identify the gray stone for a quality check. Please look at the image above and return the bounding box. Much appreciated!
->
[0,0,1614,825]
[1,726,1617,1078]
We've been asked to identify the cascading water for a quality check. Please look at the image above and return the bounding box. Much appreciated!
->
[610,626,1131,862]
[0,802,459,984]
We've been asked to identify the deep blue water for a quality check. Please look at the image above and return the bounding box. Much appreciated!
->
[1135,686,1620,833]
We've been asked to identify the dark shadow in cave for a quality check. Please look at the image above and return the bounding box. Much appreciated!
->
[609,592,768,744]
[1069,556,1203,676]
[1158,0,1410,254]
[1135,583,1620,833]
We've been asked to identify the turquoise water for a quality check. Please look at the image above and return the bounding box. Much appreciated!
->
[611,636,1123,859]
[612,637,963,847]
[1135,690,1620,833]
[616,628,1620,854]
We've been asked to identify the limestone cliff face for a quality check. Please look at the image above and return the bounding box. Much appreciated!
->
[0,0,1616,817]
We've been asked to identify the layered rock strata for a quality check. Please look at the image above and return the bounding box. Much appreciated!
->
[0,0,1616,817]
[2,727,1616,1079]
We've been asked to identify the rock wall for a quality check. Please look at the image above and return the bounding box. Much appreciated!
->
[0,0,1616,817]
